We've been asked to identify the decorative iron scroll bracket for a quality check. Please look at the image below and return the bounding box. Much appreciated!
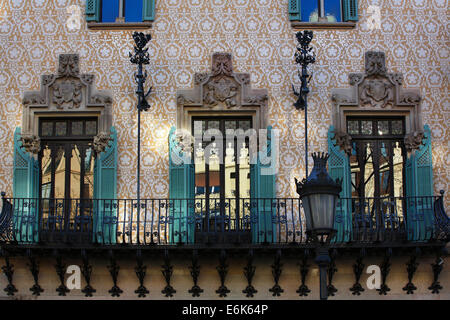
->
[189,250,203,297]
[242,250,257,298]
[428,251,445,294]
[297,249,311,297]
[81,249,96,297]
[54,250,70,296]
[161,250,176,297]
[135,249,149,298]
[376,249,392,295]
[269,249,284,297]
[1,249,17,296]
[27,249,44,296]
[403,248,420,294]
[216,250,230,297]
[107,250,123,297]
[350,249,365,295]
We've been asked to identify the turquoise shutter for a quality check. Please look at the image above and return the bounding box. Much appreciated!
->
[86,0,100,22]
[250,126,276,243]
[405,125,434,241]
[288,0,301,21]
[327,126,352,243]
[142,0,155,21]
[12,127,39,243]
[342,0,358,21]
[168,127,195,244]
[93,127,118,244]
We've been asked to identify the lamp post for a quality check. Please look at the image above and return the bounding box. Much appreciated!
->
[292,30,316,178]
[295,153,342,300]
[129,31,152,243]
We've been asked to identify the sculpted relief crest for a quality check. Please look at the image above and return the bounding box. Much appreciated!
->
[176,52,269,130]
[21,54,113,154]
[331,51,424,153]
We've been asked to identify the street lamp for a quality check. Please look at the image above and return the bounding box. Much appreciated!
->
[292,30,316,178]
[129,31,152,244]
[295,153,342,300]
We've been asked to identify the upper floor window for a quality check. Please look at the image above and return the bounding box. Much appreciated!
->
[289,0,358,29]
[86,0,155,28]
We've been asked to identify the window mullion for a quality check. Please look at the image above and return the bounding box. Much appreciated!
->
[117,0,125,22]
[319,0,325,19]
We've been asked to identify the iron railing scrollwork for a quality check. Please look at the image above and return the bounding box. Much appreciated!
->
[0,194,448,246]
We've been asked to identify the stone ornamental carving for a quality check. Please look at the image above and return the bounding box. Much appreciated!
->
[331,51,424,153]
[176,53,269,131]
[21,54,113,154]
[20,134,41,155]
[93,132,112,154]
[404,131,425,153]
[332,130,352,156]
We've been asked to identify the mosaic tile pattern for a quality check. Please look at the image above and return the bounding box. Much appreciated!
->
[0,0,447,205]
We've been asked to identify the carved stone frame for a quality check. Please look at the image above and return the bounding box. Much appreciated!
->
[176,53,268,133]
[331,51,423,154]
[21,54,113,154]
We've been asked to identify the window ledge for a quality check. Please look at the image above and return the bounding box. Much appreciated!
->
[291,21,356,30]
[87,22,153,30]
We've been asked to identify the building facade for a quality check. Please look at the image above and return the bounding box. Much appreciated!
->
[0,0,448,300]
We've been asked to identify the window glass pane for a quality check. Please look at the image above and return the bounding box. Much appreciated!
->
[55,121,67,136]
[101,0,120,22]
[41,146,52,196]
[392,142,404,199]
[54,146,66,198]
[302,0,319,22]
[361,121,372,135]
[324,0,342,22]
[84,147,95,199]
[86,121,97,136]
[392,120,403,135]
[41,122,53,136]
[225,120,237,130]
[347,120,359,134]
[239,142,250,198]
[225,141,235,199]
[124,0,143,22]
[378,121,389,136]
[238,120,251,132]
[70,145,81,199]
[208,120,220,131]
[72,121,83,136]
[364,143,375,198]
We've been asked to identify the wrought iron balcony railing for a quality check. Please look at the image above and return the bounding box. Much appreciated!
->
[0,193,448,246]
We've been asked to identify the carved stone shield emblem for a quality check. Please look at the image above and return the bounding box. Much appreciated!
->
[203,77,238,108]
[360,79,393,108]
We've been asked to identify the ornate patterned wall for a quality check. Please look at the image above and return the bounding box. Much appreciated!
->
[0,0,447,201]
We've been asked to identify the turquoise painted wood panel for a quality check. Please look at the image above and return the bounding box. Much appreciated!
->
[85,0,100,22]
[142,0,155,21]
[327,126,352,243]
[12,127,39,243]
[168,127,195,244]
[93,126,118,244]
[288,0,301,21]
[343,0,358,21]
[405,125,434,241]
[250,126,276,243]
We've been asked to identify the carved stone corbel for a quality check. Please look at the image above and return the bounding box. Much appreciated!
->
[332,129,352,156]
[404,130,424,153]
[93,132,112,154]
[20,133,41,154]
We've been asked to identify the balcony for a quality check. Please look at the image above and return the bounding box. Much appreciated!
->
[1,194,448,248]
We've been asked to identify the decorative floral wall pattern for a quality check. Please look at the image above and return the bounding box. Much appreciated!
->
[0,0,447,204]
